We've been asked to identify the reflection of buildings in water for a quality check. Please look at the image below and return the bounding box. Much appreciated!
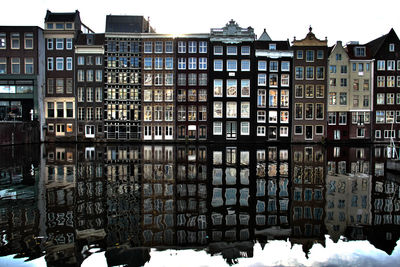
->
[254,146,291,241]
[105,145,141,247]
[5,143,400,265]
[209,145,253,244]
[290,145,326,257]
[325,145,372,242]
[176,145,208,246]
[43,144,79,266]
[371,145,400,250]
[142,145,175,246]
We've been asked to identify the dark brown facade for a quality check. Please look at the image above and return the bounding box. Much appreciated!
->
[75,33,105,141]
[292,27,328,143]
[175,36,209,141]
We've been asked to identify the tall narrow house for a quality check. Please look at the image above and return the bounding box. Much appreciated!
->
[104,15,153,141]
[44,10,85,141]
[254,30,293,142]
[209,20,256,142]
[175,35,209,141]
[367,29,400,142]
[75,33,105,141]
[142,35,175,141]
[292,27,328,143]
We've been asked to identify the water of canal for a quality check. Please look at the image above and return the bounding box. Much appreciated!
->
[0,143,400,267]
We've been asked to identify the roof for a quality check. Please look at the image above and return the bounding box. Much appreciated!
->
[105,15,153,33]
[345,43,373,59]
[258,29,271,41]
[292,26,327,47]
[44,10,80,22]
[75,33,105,46]
[365,28,400,57]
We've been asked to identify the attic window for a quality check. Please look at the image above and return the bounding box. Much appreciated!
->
[269,44,276,50]
[355,47,365,57]
[56,23,64,29]
[66,23,73,29]
[46,23,53,29]
[87,36,93,45]
[389,43,395,52]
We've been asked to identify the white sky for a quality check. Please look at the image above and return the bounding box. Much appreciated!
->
[2,0,400,46]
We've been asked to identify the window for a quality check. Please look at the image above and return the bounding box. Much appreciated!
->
[306,50,314,62]
[178,41,186,53]
[328,113,336,125]
[227,46,237,55]
[0,57,6,74]
[295,125,303,135]
[11,58,20,74]
[155,41,163,53]
[241,60,250,71]
[257,126,266,136]
[377,76,385,87]
[47,103,54,118]
[86,70,93,81]
[0,33,6,49]
[376,111,385,123]
[241,46,250,55]
[305,85,314,98]
[95,56,102,65]
[241,102,250,118]
[188,41,196,53]
[214,59,223,71]
[281,61,290,71]
[316,104,324,119]
[258,74,266,86]
[226,80,237,97]
[387,93,395,105]
[305,103,313,119]
[269,74,278,87]
[154,57,163,69]
[270,61,278,72]
[199,41,207,53]
[24,58,34,74]
[241,122,250,135]
[295,85,303,98]
[56,57,64,71]
[227,60,237,71]
[269,89,278,107]
[165,41,173,53]
[317,50,324,59]
[280,111,289,123]
[55,38,63,50]
[188,57,197,69]
[199,58,207,69]
[306,67,314,79]
[295,103,303,119]
[165,73,173,86]
[281,90,289,107]
[11,33,20,49]
[214,79,222,97]
[377,60,385,70]
[188,73,196,86]
[213,122,222,135]
[377,93,385,105]
[339,92,347,105]
[258,89,266,107]
[177,73,186,86]
[214,102,223,118]
[353,95,359,107]
[340,78,347,87]
[66,57,72,71]
[297,50,303,59]
[144,41,152,53]
[316,85,324,98]
[24,33,33,49]
[389,43,395,52]
[66,38,72,50]
[316,67,324,79]
[165,57,174,69]
[56,78,64,94]
[355,47,366,56]
[388,60,395,70]
[241,79,250,97]
[258,60,266,71]
[257,111,266,122]
[47,79,54,94]
[329,92,337,105]
[336,53,342,60]
[387,76,395,87]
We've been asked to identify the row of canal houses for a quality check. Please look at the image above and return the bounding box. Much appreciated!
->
[1,10,400,143]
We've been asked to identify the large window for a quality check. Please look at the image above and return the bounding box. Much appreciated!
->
[226,80,237,97]
[0,57,6,74]
[11,33,20,49]
[214,59,223,71]
[56,57,64,71]
[214,79,223,97]
[11,58,20,74]
[24,58,34,74]
[241,79,250,97]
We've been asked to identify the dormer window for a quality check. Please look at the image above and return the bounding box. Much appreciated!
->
[56,23,64,30]
[269,43,276,50]
[389,43,395,52]
[355,47,366,57]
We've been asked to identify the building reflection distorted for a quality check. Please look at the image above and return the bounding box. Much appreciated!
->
[0,143,400,266]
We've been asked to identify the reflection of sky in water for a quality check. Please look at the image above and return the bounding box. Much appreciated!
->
[2,237,399,267]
